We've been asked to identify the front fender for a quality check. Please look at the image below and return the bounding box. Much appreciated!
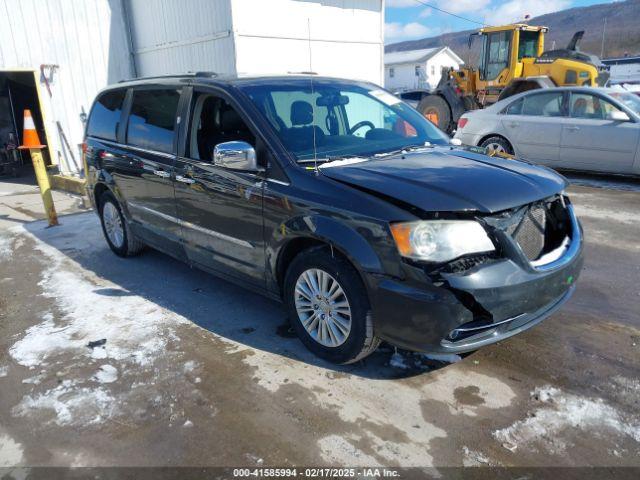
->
[267,213,399,294]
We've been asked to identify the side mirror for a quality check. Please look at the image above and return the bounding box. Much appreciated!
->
[609,110,631,122]
[213,141,261,171]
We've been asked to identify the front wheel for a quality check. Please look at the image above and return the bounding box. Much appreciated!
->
[417,95,451,132]
[284,248,380,364]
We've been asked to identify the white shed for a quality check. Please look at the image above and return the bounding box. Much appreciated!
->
[0,0,384,178]
[384,47,464,91]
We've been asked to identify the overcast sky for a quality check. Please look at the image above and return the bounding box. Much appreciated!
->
[385,0,619,43]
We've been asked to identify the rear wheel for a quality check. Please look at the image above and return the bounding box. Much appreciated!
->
[99,191,145,257]
[417,95,451,131]
[284,248,380,364]
[480,136,514,156]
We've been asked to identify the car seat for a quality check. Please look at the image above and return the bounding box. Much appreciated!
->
[283,101,325,152]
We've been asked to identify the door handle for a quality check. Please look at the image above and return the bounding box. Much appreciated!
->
[175,175,195,184]
[566,126,580,131]
[508,122,519,128]
[153,170,171,178]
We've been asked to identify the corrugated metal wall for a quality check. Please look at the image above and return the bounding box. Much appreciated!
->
[0,0,133,174]
[127,0,384,83]
[127,0,236,76]
[0,0,383,175]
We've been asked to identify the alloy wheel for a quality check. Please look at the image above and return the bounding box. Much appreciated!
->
[103,202,124,248]
[294,268,352,348]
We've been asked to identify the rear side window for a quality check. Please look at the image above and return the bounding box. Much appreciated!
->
[126,89,181,153]
[521,92,565,117]
[87,90,126,141]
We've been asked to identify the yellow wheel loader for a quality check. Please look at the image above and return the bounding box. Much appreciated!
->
[406,24,609,133]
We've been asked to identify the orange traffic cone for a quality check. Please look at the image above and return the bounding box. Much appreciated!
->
[18,109,46,149]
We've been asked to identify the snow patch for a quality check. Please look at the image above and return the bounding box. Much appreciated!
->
[7,217,203,427]
[422,353,462,364]
[0,234,12,258]
[0,365,8,377]
[494,386,640,455]
[0,433,24,467]
[93,365,118,384]
[12,380,117,426]
[389,352,408,369]
[22,373,46,385]
[462,446,492,466]
[317,435,381,466]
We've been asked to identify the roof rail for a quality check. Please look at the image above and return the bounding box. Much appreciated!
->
[118,71,218,83]
[287,71,318,75]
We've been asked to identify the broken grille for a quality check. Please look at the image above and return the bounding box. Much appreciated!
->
[483,196,572,266]
[507,204,547,261]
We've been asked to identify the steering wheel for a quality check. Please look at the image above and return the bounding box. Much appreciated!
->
[348,120,376,135]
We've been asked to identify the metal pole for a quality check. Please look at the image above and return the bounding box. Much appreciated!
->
[601,18,607,58]
[29,147,58,226]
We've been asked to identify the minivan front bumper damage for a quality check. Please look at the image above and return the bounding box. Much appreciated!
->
[368,207,584,354]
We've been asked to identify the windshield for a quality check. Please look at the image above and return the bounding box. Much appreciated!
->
[608,91,640,116]
[239,79,449,162]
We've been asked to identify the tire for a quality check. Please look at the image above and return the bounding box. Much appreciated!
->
[99,191,144,257]
[417,95,451,132]
[283,247,380,364]
[479,136,514,156]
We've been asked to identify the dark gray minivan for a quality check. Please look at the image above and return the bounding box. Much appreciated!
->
[85,73,583,364]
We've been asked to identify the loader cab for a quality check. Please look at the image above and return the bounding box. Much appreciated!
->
[475,25,546,85]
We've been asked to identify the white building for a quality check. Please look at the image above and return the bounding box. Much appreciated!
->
[384,47,464,91]
[0,0,384,177]
[602,56,640,85]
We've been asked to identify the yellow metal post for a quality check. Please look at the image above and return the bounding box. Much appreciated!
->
[18,109,58,227]
[29,148,58,226]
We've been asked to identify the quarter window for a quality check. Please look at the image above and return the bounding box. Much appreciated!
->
[126,89,181,153]
[87,90,126,141]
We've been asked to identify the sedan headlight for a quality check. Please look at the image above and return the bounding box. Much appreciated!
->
[390,220,495,263]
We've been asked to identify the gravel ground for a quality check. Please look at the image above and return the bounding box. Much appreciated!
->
[0,176,638,469]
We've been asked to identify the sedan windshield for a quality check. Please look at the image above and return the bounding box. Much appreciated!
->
[608,91,640,116]
[239,79,449,162]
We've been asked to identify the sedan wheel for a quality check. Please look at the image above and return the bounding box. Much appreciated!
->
[485,141,506,154]
[480,136,514,156]
[294,268,351,348]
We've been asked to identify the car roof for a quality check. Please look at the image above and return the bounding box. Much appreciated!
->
[480,86,632,113]
[104,73,374,92]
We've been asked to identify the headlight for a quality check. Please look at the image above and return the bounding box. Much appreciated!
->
[390,220,495,263]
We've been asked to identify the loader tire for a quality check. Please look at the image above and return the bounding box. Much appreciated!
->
[418,95,451,132]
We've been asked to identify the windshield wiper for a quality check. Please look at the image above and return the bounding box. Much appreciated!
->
[373,142,434,158]
[298,154,366,164]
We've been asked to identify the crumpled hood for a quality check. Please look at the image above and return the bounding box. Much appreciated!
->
[320,148,567,214]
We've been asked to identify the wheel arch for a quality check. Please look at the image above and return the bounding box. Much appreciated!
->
[477,133,515,154]
[272,216,386,294]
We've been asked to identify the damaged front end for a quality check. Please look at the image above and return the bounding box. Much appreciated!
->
[369,194,584,354]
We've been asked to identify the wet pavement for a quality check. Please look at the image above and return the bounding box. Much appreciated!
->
[0,176,638,469]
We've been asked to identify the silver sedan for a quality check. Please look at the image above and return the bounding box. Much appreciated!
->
[454,87,640,176]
